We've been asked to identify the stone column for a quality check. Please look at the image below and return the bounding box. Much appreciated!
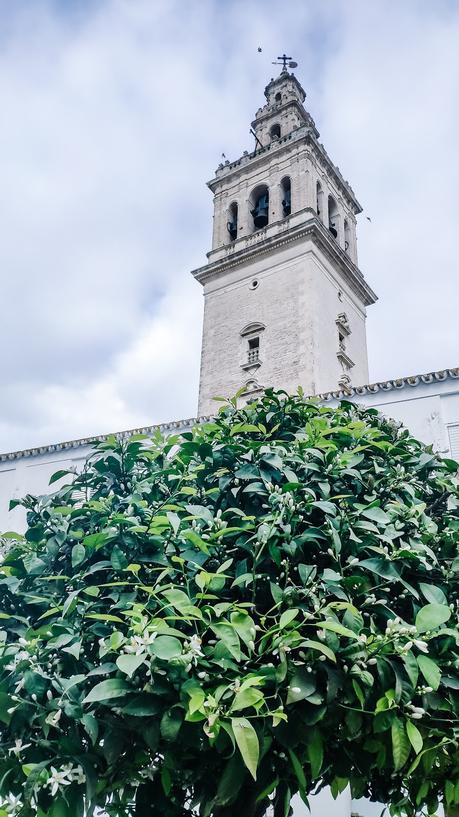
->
[320,187,328,226]
[237,183,251,239]
[335,210,344,248]
[303,160,314,210]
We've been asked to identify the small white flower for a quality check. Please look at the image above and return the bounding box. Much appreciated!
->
[413,640,429,653]
[71,765,86,785]
[45,708,63,727]
[8,739,31,757]
[0,793,23,815]
[47,766,73,796]
[187,634,204,657]
[13,677,25,694]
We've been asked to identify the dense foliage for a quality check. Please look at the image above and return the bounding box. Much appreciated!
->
[0,391,458,817]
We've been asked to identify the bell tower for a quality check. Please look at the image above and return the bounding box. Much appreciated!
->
[192,63,377,416]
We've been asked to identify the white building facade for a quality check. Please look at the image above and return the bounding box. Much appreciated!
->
[0,67,457,817]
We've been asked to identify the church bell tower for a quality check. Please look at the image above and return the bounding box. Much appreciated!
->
[191,62,377,416]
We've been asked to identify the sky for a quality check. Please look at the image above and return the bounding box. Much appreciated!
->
[0,0,458,452]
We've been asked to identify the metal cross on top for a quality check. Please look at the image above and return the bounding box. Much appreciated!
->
[272,53,298,70]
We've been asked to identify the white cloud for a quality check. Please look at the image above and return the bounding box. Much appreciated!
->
[0,0,458,451]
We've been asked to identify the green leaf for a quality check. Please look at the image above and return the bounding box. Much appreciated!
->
[232,717,259,780]
[184,684,206,715]
[215,755,245,806]
[415,603,451,633]
[71,543,86,567]
[402,651,419,687]
[231,687,264,712]
[162,588,203,618]
[279,608,299,629]
[49,469,73,485]
[288,748,307,791]
[0,692,13,725]
[315,620,359,640]
[419,583,447,605]
[300,639,336,662]
[150,636,183,660]
[417,655,441,690]
[183,529,210,554]
[230,423,261,435]
[119,694,161,716]
[406,719,423,754]
[160,708,183,742]
[307,729,323,778]
[116,653,145,678]
[211,623,242,661]
[391,718,410,770]
[361,506,390,525]
[83,678,131,704]
[81,713,99,744]
[287,666,316,704]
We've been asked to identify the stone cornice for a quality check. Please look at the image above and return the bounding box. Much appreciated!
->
[2,368,458,463]
[191,211,377,307]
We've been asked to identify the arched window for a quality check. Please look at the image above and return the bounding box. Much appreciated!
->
[328,195,338,238]
[281,177,291,217]
[344,218,350,253]
[270,123,281,141]
[316,181,324,219]
[275,92,282,103]
[227,202,238,242]
[249,185,269,230]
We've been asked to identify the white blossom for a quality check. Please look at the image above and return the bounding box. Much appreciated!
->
[8,739,31,757]
[47,766,73,796]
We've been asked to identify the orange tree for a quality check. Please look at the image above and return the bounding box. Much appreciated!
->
[0,391,458,817]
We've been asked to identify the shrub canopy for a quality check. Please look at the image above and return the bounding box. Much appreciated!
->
[0,391,458,817]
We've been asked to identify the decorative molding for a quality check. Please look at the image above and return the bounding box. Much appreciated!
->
[337,348,355,370]
[336,312,351,336]
[192,213,377,307]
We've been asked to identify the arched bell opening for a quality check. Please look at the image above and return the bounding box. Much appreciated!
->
[275,92,282,103]
[249,185,269,231]
[328,195,338,239]
[270,123,281,141]
[344,218,350,253]
[227,202,238,242]
[281,176,291,217]
[316,181,324,220]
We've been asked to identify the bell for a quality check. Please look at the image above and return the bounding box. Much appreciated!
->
[282,190,291,217]
[329,223,338,239]
[227,220,237,241]
[251,193,269,228]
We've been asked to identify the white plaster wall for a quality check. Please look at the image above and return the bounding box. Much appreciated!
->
[198,245,312,415]
[198,229,372,416]
[307,249,369,392]
[0,448,90,534]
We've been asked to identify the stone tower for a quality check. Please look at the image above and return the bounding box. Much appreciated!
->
[192,67,377,416]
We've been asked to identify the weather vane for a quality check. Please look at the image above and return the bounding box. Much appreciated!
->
[272,53,298,71]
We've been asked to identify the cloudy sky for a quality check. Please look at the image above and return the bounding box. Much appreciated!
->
[0,0,458,452]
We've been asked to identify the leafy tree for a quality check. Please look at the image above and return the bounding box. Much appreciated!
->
[0,391,458,817]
